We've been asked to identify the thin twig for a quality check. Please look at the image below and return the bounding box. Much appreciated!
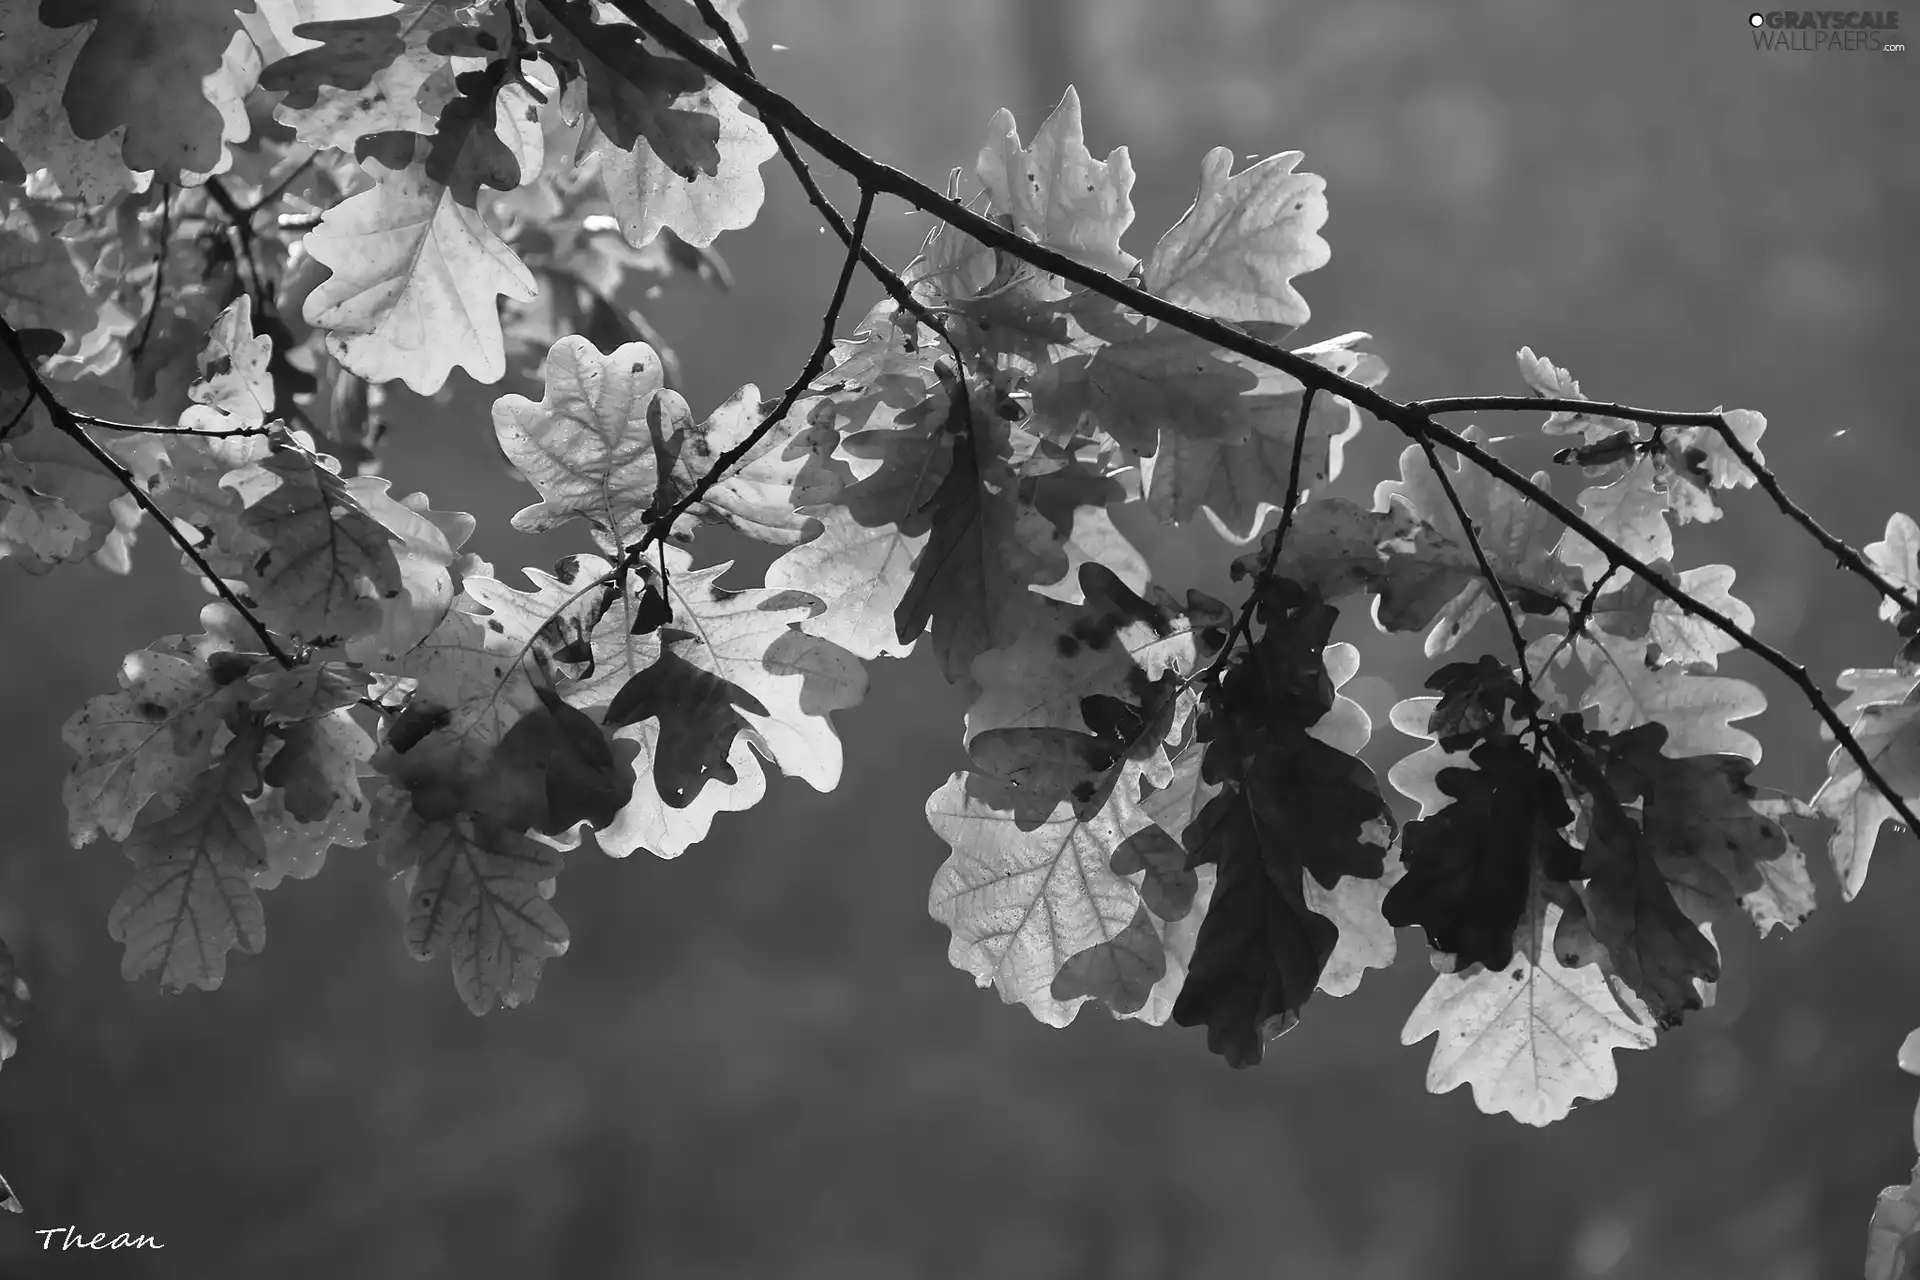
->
[1,392,33,441]
[683,0,958,363]
[1199,389,1318,689]
[247,150,318,216]
[1539,564,1620,674]
[1419,393,1920,615]
[1412,395,1726,428]
[1415,435,1552,751]
[622,186,878,573]
[1703,417,1918,614]
[129,184,173,368]
[70,412,274,440]
[596,0,1920,839]
[1418,439,1531,677]
[204,178,265,304]
[0,318,294,668]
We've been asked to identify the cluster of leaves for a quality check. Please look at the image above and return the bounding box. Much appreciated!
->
[3,0,1919,1270]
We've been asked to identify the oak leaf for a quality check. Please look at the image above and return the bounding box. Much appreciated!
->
[1143,146,1329,327]
[1402,896,1655,1126]
[975,86,1136,279]
[302,161,537,393]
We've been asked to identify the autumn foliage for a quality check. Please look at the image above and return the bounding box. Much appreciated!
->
[1,0,1918,1271]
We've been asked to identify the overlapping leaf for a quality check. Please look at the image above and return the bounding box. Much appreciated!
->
[1588,562,1754,668]
[1402,893,1655,1126]
[1374,429,1571,654]
[206,442,407,645]
[779,356,1111,682]
[248,703,375,889]
[302,160,537,393]
[0,444,93,570]
[375,804,569,1014]
[379,557,617,824]
[1868,1160,1920,1280]
[1142,334,1381,540]
[1600,723,1815,939]
[493,335,836,554]
[593,549,866,806]
[1567,767,1720,1030]
[1661,407,1767,498]
[1576,631,1765,761]
[0,5,132,203]
[1867,512,1920,625]
[1171,578,1392,1065]
[535,0,717,179]
[0,195,95,341]
[1028,293,1303,461]
[1813,668,1920,900]
[762,323,953,658]
[62,615,268,845]
[1,417,160,573]
[178,295,276,431]
[975,86,1136,280]
[545,545,864,857]
[108,723,270,992]
[1142,146,1329,327]
[341,476,482,666]
[1515,346,1632,440]
[966,561,1230,811]
[257,0,474,153]
[37,0,248,177]
[928,768,1171,1027]
[1383,738,1580,973]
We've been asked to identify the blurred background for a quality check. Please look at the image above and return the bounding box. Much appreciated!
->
[2,1,1916,1275]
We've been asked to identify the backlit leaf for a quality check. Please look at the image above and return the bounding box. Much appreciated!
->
[976,86,1136,279]
[1143,146,1328,327]
[378,806,570,1014]
[108,724,270,993]
[1401,896,1655,1127]
[302,161,537,393]
[63,621,267,845]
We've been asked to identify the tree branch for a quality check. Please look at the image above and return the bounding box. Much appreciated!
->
[1702,416,1918,615]
[0,318,294,668]
[599,0,1920,840]
[1417,393,1920,615]
[1411,395,1727,428]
